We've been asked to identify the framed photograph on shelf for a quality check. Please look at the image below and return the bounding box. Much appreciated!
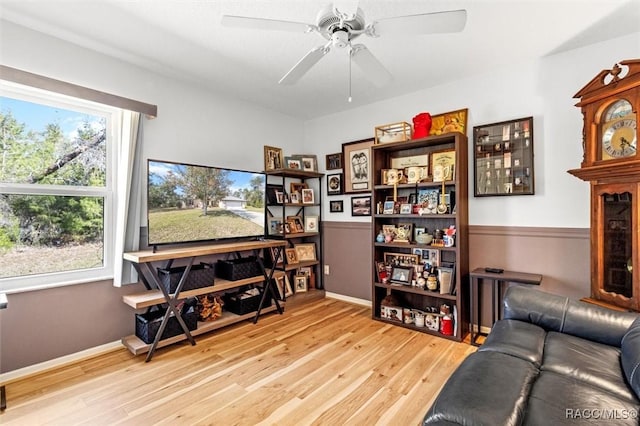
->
[304,215,319,233]
[290,182,307,194]
[276,274,293,299]
[294,243,316,262]
[326,152,343,170]
[266,184,281,204]
[383,252,419,266]
[329,200,343,213]
[473,116,534,196]
[382,200,395,214]
[294,275,308,292]
[342,138,374,194]
[285,157,302,170]
[301,188,315,204]
[302,156,317,172]
[285,248,298,265]
[268,217,284,235]
[290,192,300,204]
[351,196,372,216]
[264,145,284,171]
[390,266,413,285]
[327,174,342,195]
[270,246,284,265]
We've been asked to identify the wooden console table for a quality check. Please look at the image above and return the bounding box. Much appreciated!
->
[122,239,286,361]
[469,268,543,346]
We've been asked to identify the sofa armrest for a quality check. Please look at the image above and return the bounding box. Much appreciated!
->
[503,286,639,347]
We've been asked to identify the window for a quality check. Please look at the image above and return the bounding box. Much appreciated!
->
[0,82,119,292]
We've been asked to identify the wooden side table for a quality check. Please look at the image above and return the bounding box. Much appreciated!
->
[469,268,542,346]
[1,292,7,411]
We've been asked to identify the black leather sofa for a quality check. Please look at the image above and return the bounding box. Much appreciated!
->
[424,286,640,425]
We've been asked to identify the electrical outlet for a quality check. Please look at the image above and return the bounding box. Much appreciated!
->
[324,265,330,275]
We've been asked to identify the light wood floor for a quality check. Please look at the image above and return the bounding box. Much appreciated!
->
[1,298,475,425]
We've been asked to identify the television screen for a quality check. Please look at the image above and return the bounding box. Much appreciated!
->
[147,159,266,247]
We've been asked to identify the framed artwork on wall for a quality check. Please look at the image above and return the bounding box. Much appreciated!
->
[342,138,374,194]
[473,116,534,196]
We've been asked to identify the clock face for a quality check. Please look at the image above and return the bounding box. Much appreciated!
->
[601,99,637,159]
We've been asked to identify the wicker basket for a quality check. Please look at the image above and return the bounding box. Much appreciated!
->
[135,306,197,344]
[216,256,261,281]
[224,288,271,315]
[157,262,215,294]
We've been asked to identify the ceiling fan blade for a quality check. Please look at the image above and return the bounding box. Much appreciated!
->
[221,15,315,33]
[350,44,392,87]
[333,0,360,18]
[372,9,467,36]
[279,45,330,85]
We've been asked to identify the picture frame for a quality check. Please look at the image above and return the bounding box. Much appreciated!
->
[438,266,455,294]
[414,227,426,241]
[431,149,456,182]
[382,200,395,214]
[304,215,319,233]
[275,190,285,204]
[399,203,412,214]
[268,217,284,235]
[327,173,343,195]
[294,275,308,293]
[301,188,315,204]
[342,138,374,194]
[329,200,343,213]
[294,243,316,262]
[286,215,304,233]
[286,158,302,170]
[264,145,284,171]
[301,156,317,172]
[430,108,468,136]
[285,248,299,265]
[326,152,343,170]
[290,192,300,204]
[351,196,372,216]
[390,266,413,285]
[422,249,440,268]
[275,274,293,299]
[270,246,284,265]
[265,184,282,204]
[383,252,419,266]
[290,182,308,194]
[473,116,535,196]
[297,266,315,289]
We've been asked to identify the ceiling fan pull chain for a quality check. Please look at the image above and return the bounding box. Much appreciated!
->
[348,47,353,103]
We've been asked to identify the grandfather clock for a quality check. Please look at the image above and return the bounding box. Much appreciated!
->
[569,59,639,311]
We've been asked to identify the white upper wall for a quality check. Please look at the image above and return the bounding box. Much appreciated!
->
[305,32,640,228]
[0,20,304,174]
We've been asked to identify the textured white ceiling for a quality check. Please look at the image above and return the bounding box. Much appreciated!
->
[1,0,638,119]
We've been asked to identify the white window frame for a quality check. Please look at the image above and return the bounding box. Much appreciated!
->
[0,81,120,293]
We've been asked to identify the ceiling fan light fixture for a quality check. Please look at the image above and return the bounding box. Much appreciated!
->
[331,29,349,48]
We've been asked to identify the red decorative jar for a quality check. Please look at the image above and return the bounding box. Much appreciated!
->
[412,112,432,139]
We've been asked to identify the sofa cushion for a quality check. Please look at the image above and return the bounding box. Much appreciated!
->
[523,370,640,425]
[542,331,636,402]
[423,351,538,426]
[478,319,546,367]
[621,317,640,399]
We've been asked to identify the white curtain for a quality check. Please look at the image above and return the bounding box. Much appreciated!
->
[113,110,143,287]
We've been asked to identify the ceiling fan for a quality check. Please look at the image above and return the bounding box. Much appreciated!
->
[221,3,467,88]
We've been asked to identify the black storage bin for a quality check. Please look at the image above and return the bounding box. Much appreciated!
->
[216,256,261,281]
[157,263,215,294]
[224,289,271,315]
[135,306,197,344]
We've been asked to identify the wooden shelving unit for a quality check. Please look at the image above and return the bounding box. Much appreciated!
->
[371,133,469,341]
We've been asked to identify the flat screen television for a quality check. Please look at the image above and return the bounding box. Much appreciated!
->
[147,159,266,248]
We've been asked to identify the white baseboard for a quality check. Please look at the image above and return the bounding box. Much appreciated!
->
[0,340,123,385]
[325,292,372,307]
